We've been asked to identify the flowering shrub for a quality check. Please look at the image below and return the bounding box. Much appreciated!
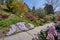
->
[0,14,10,20]
[33,24,58,40]
[26,13,38,22]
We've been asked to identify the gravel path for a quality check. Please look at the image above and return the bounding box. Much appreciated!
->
[0,22,54,40]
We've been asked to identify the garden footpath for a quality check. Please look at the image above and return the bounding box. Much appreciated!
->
[0,22,53,40]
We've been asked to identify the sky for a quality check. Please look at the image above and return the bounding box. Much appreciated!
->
[4,0,60,11]
[24,0,60,11]
[24,0,46,9]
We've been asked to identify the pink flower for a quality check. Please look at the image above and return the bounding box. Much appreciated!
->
[48,24,58,36]
[40,30,43,32]
[54,30,57,36]
[46,33,54,40]
[49,25,55,31]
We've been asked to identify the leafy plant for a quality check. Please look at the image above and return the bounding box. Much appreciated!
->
[0,14,21,29]
[35,8,45,18]
[38,30,48,40]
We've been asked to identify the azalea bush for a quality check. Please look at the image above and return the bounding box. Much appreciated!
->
[33,25,58,40]
[26,13,38,22]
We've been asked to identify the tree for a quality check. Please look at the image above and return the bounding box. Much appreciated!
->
[46,0,60,11]
[0,0,4,5]
[24,2,31,12]
[8,1,28,16]
[6,0,13,12]
[32,6,36,15]
[44,4,54,15]
[44,0,60,14]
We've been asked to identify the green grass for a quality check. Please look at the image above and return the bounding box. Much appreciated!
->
[0,11,21,29]
[21,18,40,27]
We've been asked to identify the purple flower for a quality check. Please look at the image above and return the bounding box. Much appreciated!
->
[46,33,54,40]
[49,25,55,30]
[48,25,57,36]
[40,30,43,33]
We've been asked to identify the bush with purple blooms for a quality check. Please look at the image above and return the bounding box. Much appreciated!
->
[32,24,58,40]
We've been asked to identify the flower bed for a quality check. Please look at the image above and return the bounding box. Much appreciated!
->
[32,24,58,40]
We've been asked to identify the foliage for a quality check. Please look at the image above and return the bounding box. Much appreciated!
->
[38,25,58,40]
[32,6,36,15]
[20,17,40,27]
[0,14,20,29]
[0,0,4,5]
[12,2,28,13]
[6,1,28,16]
[26,13,38,22]
[38,30,48,40]
[40,19,47,23]
[0,0,4,10]
[6,0,13,12]
[55,14,60,21]
[43,16,51,22]
[24,3,30,12]
[44,4,54,15]
[49,14,56,22]
[0,13,10,20]
[35,8,45,18]
[46,0,60,11]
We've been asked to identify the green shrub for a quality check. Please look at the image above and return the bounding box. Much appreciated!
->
[22,18,40,27]
[9,18,20,23]
[0,14,21,29]
[35,9,45,18]
[0,20,12,27]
